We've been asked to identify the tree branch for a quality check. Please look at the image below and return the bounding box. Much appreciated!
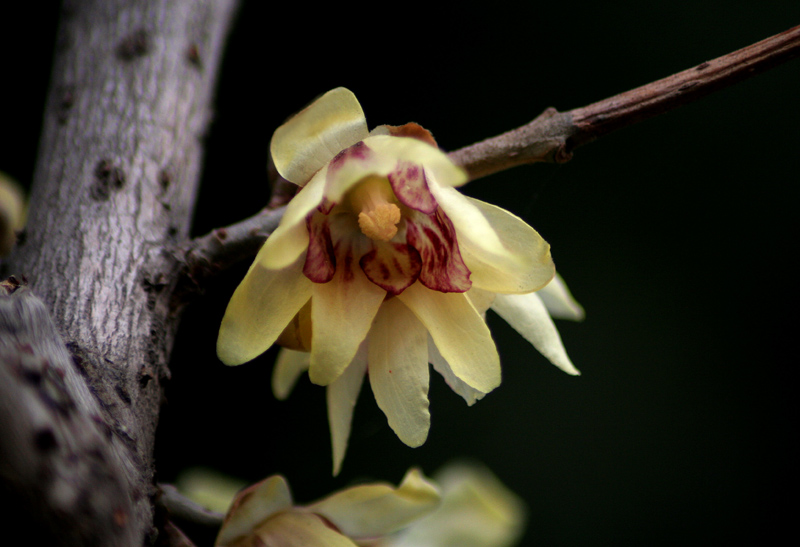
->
[449,24,800,181]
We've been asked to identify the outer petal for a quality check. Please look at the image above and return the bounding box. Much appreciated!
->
[491,292,580,375]
[215,475,294,547]
[272,348,310,401]
[307,468,440,539]
[434,191,555,294]
[537,272,585,321]
[258,167,326,270]
[398,283,501,394]
[217,254,313,366]
[368,297,431,447]
[270,87,369,185]
[327,346,368,476]
[428,336,487,407]
[250,511,358,547]
[309,260,385,386]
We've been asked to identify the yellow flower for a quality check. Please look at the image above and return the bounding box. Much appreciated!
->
[214,468,440,547]
[217,88,561,473]
[377,462,526,547]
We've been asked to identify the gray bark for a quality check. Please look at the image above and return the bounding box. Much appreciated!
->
[1,1,240,544]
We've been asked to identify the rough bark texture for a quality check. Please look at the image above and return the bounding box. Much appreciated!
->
[1,1,239,545]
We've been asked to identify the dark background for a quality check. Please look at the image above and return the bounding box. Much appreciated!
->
[3,2,797,546]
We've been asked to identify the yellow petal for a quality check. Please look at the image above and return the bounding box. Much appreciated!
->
[272,348,310,400]
[538,272,585,321]
[398,283,501,394]
[308,264,385,386]
[428,336,487,407]
[270,87,369,185]
[491,292,580,375]
[258,167,326,271]
[327,347,368,476]
[215,475,293,547]
[307,468,440,539]
[368,298,431,447]
[249,511,358,547]
[451,196,555,294]
[217,254,313,365]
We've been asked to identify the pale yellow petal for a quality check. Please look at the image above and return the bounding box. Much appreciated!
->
[272,348,310,400]
[217,254,313,366]
[453,196,555,294]
[368,298,430,447]
[327,347,368,476]
[466,286,497,315]
[257,167,326,271]
[428,336,487,407]
[308,264,385,386]
[398,283,501,394]
[215,475,293,547]
[307,468,440,539]
[271,87,369,185]
[538,272,585,321]
[250,511,358,547]
[491,292,580,375]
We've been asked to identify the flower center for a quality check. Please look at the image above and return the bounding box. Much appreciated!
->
[349,176,402,241]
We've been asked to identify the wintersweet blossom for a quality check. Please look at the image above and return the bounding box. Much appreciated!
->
[214,468,440,547]
[217,87,571,473]
[378,462,526,547]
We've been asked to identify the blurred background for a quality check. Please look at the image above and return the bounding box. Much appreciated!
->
[3,1,798,545]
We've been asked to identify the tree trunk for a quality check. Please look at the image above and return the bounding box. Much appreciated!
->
[1,1,239,544]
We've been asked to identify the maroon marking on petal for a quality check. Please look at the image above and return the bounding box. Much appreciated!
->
[303,213,336,283]
[328,141,372,177]
[406,208,472,293]
[360,242,422,295]
[388,161,438,214]
[317,196,336,215]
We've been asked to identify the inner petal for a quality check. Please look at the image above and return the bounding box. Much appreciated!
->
[405,208,472,293]
[359,241,422,295]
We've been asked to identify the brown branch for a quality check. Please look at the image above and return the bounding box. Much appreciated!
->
[449,24,800,181]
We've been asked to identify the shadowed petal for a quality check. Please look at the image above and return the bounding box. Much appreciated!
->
[327,346,368,476]
[491,292,580,375]
[445,194,555,294]
[538,272,585,321]
[360,241,422,295]
[215,475,294,547]
[307,468,440,538]
[428,336,487,406]
[398,283,501,394]
[406,209,471,293]
[368,298,431,447]
[309,260,385,386]
[272,348,310,401]
[250,512,358,547]
[217,254,313,366]
[271,87,369,185]
[388,161,437,213]
[303,212,336,283]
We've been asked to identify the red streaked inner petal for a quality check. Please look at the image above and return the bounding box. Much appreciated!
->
[388,161,437,214]
[406,208,472,293]
[303,212,336,283]
[359,241,422,296]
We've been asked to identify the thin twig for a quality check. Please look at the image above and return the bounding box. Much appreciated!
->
[449,24,800,181]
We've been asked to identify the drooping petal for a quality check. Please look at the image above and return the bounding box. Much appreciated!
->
[398,283,501,394]
[405,209,471,293]
[428,337,487,407]
[307,468,440,539]
[275,300,312,352]
[439,192,555,294]
[491,292,580,376]
[258,167,326,271]
[466,286,497,316]
[270,87,369,185]
[215,475,294,547]
[249,511,358,547]
[217,254,313,366]
[359,240,422,295]
[327,346,368,476]
[368,297,431,447]
[308,258,385,386]
[272,348,310,401]
[537,272,585,321]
